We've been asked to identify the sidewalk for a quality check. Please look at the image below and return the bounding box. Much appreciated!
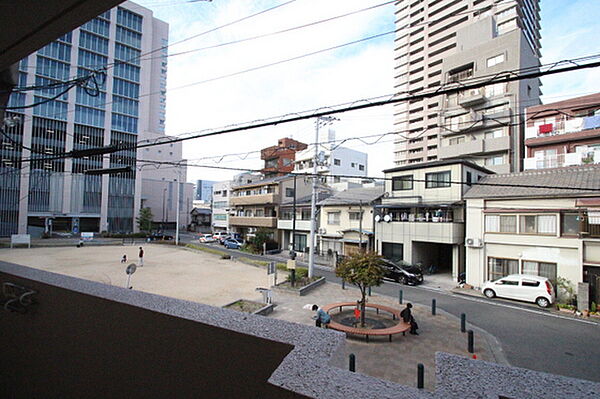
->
[268,281,502,392]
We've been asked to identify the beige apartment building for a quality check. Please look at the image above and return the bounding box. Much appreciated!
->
[464,166,600,306]
[229,175,311,242]
[394,0,541,172]
[376,160,491,280]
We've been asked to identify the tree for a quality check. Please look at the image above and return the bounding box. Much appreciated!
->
[136,207,154,232]
[246,228,278,254]
[335,251,385,327]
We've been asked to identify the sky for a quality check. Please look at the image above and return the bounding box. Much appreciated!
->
[132,0,600,183]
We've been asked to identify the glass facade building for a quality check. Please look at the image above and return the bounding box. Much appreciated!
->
[0,2,168,236]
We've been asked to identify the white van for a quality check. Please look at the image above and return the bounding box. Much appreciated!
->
[482,274,555,308]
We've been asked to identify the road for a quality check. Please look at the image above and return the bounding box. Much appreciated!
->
[186,237,600,383]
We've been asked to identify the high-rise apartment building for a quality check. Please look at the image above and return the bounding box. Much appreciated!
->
[194,179,216,202]
[0,1,168,236]
[393,0,541,173]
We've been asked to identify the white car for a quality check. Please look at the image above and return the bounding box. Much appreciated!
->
[212,232,229,241]
[199,234,216,243]
[482,274,555,308]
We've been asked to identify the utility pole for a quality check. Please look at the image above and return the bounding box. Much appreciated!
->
[359,200,363,251]
[290,174,297,286]
[308,115,338,278]
[175,174,180,246]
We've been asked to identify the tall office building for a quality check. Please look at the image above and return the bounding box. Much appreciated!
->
[194,180,216,203]
[0,1,168,236]
[393,0,541,173]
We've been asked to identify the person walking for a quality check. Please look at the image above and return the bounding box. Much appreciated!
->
[312,304,331,328]
[138,247,144,267]
[400,303,419,335]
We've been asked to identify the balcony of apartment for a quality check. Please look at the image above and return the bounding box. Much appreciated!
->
[229,192,280,206]
[524,149,600,170]
[525,116,600,145]
[277,218,312,231]
[376,207,464,244]
[438,139,483,158]
[230,216,277,228]
[458,88,486,107]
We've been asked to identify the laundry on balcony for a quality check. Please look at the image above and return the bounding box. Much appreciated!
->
[583,115,600,130]
[538,123,553,134]
[565,117,584,133]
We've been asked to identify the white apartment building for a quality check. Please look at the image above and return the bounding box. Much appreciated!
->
[393,0,541,172]
[211,180,231,233]
[1,1,170,235]
[294,146,368,183]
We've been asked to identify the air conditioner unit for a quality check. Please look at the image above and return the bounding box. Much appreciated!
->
[465,238,483,248]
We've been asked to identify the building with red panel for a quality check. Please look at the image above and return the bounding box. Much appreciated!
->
[260,138,307,177]
[524,93,600,170]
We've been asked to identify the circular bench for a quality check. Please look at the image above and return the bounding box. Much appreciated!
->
[321,302,411,342]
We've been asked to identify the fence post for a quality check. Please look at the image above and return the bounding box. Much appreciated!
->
[468,330,474,353]
[460,313,466,333]
[431,298,436,315]
[417,363,424,389]
[398,289,403,304]
[349,353,356,372]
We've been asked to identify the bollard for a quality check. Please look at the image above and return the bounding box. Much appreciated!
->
[468,330,474,353]
[342,279,345,290]
[368,286,372,296]
[399,289,403,304]
[349,353,356,372]
[431,298,436,315]
[461,313,466,333]
[417,363,424,389]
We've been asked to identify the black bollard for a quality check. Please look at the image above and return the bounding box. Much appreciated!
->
[468,330,474,353]
[461,313,466,333]
[417,363,424,389]
[342,279,345,290]
[349,353,356,372]
[399,289,403,304]
[368,286,372,296]
[431,298,436,315]
[290,269,296,288]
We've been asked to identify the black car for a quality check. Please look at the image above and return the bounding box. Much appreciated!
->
[381,259,424,285]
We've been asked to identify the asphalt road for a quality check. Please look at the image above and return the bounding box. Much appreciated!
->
[190,238,600,383]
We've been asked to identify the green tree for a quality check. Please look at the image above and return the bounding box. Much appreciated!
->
[246,228,277,254]
[335,251,385,327]
[136,207,154,232]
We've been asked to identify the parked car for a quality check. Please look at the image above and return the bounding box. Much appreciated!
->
[220,233,241,245]
[213,232,229,241]
[381,259,424,285]
[482,274,554,308]
[199,234,216,243]
[223,238,243,249]
[148,232,173,241]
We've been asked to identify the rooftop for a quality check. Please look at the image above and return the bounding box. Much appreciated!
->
[464,164,600,199]
[383,159,493,175]
[319,186,384,206]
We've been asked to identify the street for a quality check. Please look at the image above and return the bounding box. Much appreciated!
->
[194,239,600,383]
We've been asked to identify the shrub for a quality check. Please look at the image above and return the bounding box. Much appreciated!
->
[592,301,597,313]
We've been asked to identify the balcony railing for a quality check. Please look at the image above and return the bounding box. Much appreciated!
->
[524,150,600,170]
[525,115,600,140]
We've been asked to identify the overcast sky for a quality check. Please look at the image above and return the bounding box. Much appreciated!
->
[133,0,600,183]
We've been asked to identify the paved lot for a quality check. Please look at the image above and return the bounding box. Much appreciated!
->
[0,244,499,391]
[0,244,272,307]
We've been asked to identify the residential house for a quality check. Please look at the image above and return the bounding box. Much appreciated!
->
[464,165,600,306]
[524,93,600,170]
[376,160,492,280]
[190,207,211,233]
[318,185,384,256]
[278,191,332,253]
[229,175,311,242]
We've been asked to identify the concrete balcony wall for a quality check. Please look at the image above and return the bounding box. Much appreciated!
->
[230,216,277,228]
[277,219,312,231]
[229,193,279,206]
[377,220,465,244]
[438,140,484,159]
[484,136,510,152]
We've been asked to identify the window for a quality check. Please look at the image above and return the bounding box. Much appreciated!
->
[282,158,292,166]
[359,164,365,171]
[254,209,264,217]
[466,171,472,186]
[488,257,518,281]
[382,242,403,261]
[486,53,505,68]
[301,209,311,220]
[522,261,557,282]
[293,234,307,252]
[485,83,505,97]
[448,136,464,146]
[285,187,294,198]
[351,163,356,168]
[485,215,517,233]
[349,211,363,220]
[425,171,451,188]
[333,158,341,166]
[522,279,540,287]
[519,215,556,235]
[392,175,413,191]
[485,155,504,166]
[327,212,340,225]
[281,210,293,220]
[484,129,504,139]
[561,213,580,236]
